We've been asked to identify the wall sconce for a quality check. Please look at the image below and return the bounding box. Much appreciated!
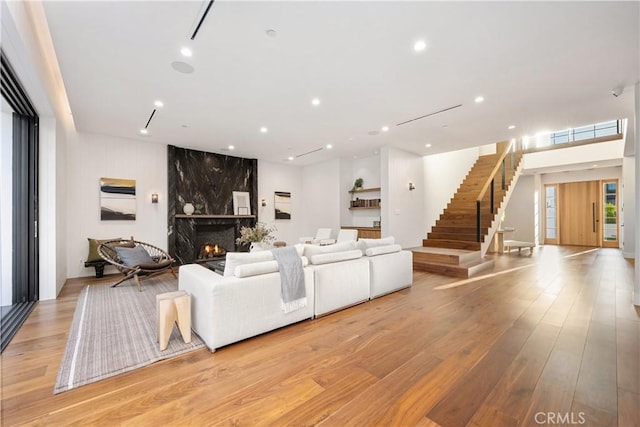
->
[261,198,267,207]
[408,182,415,191]
[151,193,159,203]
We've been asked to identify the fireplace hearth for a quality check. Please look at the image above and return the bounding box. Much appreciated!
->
[198,243,227,260]
[170,216,254,265]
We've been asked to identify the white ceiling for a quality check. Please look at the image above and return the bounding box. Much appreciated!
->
[42,1,639,165]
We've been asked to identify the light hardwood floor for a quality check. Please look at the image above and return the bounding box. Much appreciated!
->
[1,246,638,426]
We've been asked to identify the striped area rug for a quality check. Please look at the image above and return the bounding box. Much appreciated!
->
[54,274,205,394]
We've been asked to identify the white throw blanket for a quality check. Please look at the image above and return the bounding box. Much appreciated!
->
[270,246,306,313]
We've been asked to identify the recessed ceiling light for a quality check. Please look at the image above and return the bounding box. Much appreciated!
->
[228,145,235,150]
[475,96,485,103]
[326,144,333,149]
[311,98,321,106]
[260,126,268,133]
[381,126,389,132]
[425,143,432,148]
[140,129,148,134]
[508,125,516,130]
[180,47,192,57]
[154,100,164,108]
[413,40,427,52]
[266,29,277,37]
[288,156,294,161]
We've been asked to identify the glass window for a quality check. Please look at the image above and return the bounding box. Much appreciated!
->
[545,185,557,242]
[603,181,617,242]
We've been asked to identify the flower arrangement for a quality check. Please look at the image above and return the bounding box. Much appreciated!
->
[236,222,276,245]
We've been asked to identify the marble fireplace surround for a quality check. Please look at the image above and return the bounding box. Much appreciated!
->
[168,145,258,264]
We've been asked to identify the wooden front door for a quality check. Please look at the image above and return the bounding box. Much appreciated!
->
[558,181,600,246]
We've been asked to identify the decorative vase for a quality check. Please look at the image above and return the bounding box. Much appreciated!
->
[250,242,265,252]
[183,203,195,215]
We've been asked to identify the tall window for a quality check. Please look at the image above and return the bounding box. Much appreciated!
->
[544,184,558,244]
[0,50,39,352]
[602,180,618,247]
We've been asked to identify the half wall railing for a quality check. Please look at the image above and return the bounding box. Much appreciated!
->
[475,140,523,242]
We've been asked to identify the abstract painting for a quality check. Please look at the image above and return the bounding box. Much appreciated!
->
[274,191,291,220]
[100,177,136,220]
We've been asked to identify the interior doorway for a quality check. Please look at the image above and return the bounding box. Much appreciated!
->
[558,181,600,246]
[543,178,619,248]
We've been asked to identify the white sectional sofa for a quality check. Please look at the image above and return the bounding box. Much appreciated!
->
[303,242,371,317]
[359,238,413,299]
[178,252,314,352]
[178,238,413,352]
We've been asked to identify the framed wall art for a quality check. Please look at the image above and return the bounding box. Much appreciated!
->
[100,177,136,220]
[274,191,291,220]
[232,191,251,216]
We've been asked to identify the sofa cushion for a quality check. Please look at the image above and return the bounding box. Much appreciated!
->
[303,241,357,259]
[86,237,120,262]
[234,257,309,278]
[309,249,362,265]
[223,251,275,277]
[358,236,395,249]
[365,244,402,257]
[115,245,154,267]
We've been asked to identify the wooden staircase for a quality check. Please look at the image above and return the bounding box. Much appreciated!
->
[412,247,494,278]
[414,142,523,277]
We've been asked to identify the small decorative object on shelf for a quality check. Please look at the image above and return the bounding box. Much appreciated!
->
[236,222,276,251]
[183,203,195,215]
[351,177,364,192]
[349,198,381,208]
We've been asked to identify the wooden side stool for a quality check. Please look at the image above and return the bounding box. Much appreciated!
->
[156,291,192,351]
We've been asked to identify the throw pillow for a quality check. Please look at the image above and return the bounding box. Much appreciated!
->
[303,241,357,259]
[365,244,402,257]
[115,245,154,267]
[309,249,363,265]
[223,251,275,277]
[86,237,120,262]
[358,237,395,252]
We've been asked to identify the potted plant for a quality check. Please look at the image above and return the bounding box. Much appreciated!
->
[351,177,364,192]
[236,222,276,251]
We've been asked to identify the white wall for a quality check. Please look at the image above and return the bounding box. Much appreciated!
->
[423,146,480,233]
[622,156,635,258]
[634,82,639,306]
[382,146,425,248]
[300,158,341,239]
[257,160,305,246]
[66,133,168,278]
[2,0,71,299]
[502,175,536,243]
[1,110,13,307]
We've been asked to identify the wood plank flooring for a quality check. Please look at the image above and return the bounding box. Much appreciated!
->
[1,246,638,426]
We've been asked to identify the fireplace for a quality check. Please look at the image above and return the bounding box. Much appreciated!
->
[198,243,227,260]
[193,224,235,262]
[170,216,254,265]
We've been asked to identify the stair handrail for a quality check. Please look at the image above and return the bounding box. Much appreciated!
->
[475,140,517,242]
